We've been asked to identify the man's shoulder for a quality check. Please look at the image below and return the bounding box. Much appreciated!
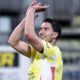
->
[42,40,58,48]
[43,40,62,52]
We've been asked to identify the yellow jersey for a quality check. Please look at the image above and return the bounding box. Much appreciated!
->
[28,40,63,80]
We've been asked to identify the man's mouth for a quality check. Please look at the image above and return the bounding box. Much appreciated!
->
[39,35,46,39]
[40,36,45,39]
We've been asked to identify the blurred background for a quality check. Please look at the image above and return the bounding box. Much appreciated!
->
[0,0,80,80]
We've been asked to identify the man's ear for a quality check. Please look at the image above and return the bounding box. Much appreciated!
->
[52,32,58,39]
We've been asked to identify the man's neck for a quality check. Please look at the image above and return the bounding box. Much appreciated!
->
[50,39,56,45]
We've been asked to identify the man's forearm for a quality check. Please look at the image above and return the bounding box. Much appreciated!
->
[24,7,36,39]
[8,18,25,46]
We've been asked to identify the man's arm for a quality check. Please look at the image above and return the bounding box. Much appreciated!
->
[8,0,37,57]
[24,2,48,52]
[8,18,31,57]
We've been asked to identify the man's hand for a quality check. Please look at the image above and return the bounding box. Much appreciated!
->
[26,0,37,14]
[31,1,49,12]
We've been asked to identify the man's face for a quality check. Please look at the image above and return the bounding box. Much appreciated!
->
[39,22,57,42]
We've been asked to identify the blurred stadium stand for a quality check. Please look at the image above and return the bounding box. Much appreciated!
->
[0,0,80,80]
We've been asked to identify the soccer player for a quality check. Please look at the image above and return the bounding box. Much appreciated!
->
[8,0,63,80]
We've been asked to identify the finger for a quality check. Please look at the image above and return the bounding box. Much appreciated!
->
[35,2,42,6]
[45,5,49,8]
[42,5,49,8]
[37,3,49,8]
[30,0,37,7]
[37,3,42,5]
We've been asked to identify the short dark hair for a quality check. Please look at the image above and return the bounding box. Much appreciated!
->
[43,18,62,39]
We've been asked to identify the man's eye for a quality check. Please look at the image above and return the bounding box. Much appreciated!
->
[45,28,48,31]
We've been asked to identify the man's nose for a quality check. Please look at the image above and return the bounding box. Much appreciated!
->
[39,29,45,35]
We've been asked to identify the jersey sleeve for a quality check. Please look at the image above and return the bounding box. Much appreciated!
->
[42,40,61,59]
[29,45,36,59]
